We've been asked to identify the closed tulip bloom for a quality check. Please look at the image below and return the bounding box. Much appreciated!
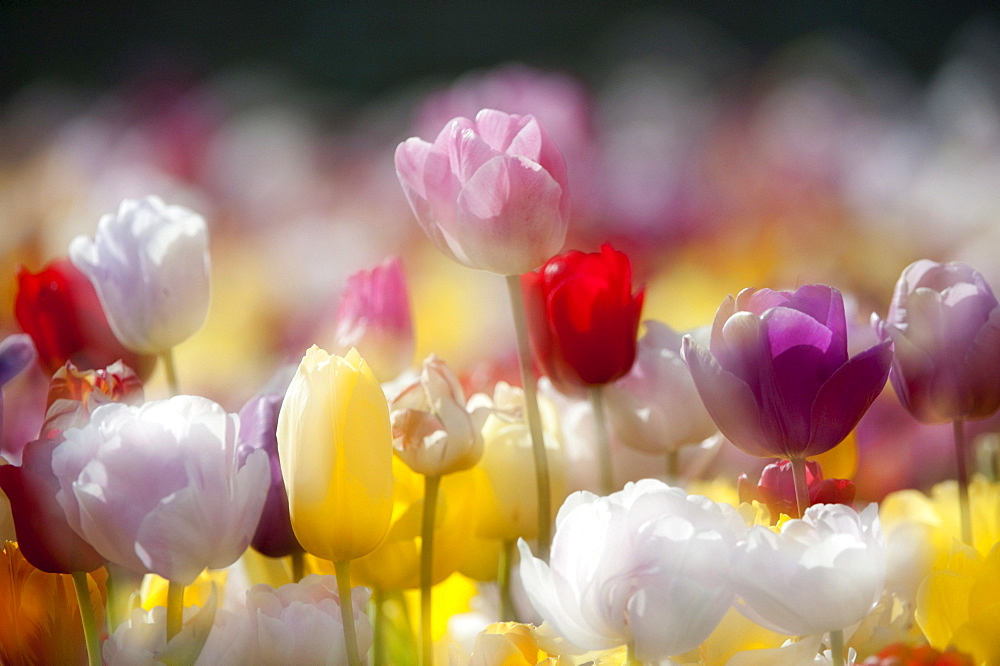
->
[873,260,1000,424]
[683,285,893,459]
[604,320,717,454]
[246,575,373,664]
[391,354,488,476]
[51,396,269,585]
[729,503,885,637]
[15,259,156,378]
[518,479,744,661]
[277,346,393,562]
[68,195,211,355]
[332,256,415,381]
[522,244,644,393]
[395,108,570,275]
[236,393,303,559]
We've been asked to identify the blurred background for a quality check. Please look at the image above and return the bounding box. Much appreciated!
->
[4,2,1000,497]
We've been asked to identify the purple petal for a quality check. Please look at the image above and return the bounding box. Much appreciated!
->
[0,334,36,386]
[682,336,774,457]
[805,338,893,457]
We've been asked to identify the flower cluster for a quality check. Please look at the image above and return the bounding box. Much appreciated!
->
[3,56,1000,666]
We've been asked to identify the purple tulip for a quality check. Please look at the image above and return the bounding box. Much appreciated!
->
[874,259,1000,424]
[682,285,892,459]
[236,393,303,558]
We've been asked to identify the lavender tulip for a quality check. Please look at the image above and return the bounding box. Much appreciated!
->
[874,259,1000,424]
[51,395,269,585]
[683,285,892,459]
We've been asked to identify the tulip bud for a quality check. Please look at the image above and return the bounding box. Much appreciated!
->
[390,354,488,476]
[522,244,644,394]
[277,346,393,562]
[331,256,415,382]
[737,459,856,520]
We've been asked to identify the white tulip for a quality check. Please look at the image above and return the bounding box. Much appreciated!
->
[518,479,744,662]
[70,195,210,354]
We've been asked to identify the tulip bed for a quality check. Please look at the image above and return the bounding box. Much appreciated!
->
[2,60,1000,666]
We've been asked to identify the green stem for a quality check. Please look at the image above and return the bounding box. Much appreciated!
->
[161,349,180,397]
[829,628,845,666]
[505,274,552,561]
[420,474,441,666]
[497,539,516,622]
[666,449,680,485]
[290,551,305,583]
[72,571,102,666]
[334,560,362,666]
[166,580,184,642]
[790,456,810,519]
[954,418,973,546]
[589,385,615,495]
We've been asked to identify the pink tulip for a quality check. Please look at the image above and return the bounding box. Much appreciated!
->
[395,108,570,275]
[332,256,414,381]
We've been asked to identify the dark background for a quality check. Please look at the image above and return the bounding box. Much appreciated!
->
[5,2,999,101]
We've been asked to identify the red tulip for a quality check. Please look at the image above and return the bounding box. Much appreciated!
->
[15,259,156,379]
[521,244,644,393]
[737,459,856,520]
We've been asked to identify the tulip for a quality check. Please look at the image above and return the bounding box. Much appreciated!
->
[235,393,303,560]
[518,479,744,662]
[15,259,156,379]
[874,260,1000,424]
[277,345,393,563]
[395,108,569,276]
[277,346,392,665]
[729,504,885,641]
[737,459,856,520]
[332,256,415,382]
[68,195,211,360]
[603,320,717,478]
[522,244,644,392]
[873,260,1000,546]
[0,435,105,574]
[50,395,269,585]
[683,285,891,514]
[391,354,488,477]
[522,243,644,494]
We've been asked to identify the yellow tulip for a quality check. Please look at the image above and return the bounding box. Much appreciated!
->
[277,346,393,562]
[916,540,1000,665]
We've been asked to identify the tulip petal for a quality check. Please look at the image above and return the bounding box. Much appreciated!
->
[682,337,773,457]
[456,155,564,275]
[805,338,892,457]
